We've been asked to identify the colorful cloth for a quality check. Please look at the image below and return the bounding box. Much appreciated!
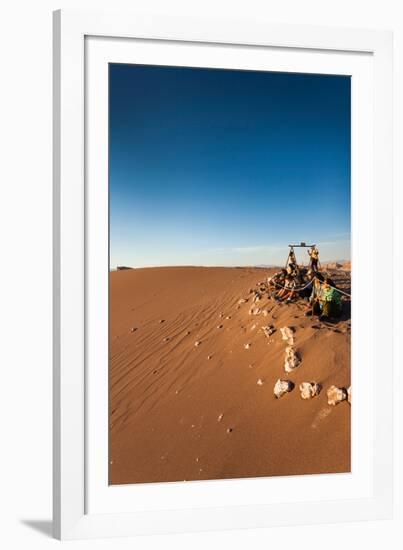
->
[321,286,342,306]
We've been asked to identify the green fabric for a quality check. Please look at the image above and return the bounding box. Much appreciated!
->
[322,286,342,306]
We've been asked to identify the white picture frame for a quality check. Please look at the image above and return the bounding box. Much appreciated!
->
[53,9,393,540]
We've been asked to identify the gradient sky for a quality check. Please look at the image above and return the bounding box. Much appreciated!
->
[109,64,351,268]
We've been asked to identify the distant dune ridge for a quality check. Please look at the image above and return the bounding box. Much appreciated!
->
[109,266,351,485]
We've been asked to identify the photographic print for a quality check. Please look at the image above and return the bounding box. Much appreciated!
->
[108,64,351,485]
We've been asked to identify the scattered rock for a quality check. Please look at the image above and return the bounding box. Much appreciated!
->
[257,378,264,386]
[249,307,261,316]
[347,386,351,405]
[225,316,231,320]
[163,337,170,342]
[273,379,294,398]
[207,355,212,360]
[130,327,137,332]
[327,385,347,406]
[217,413,224,422]
[280,326,295,345]
[194,340,202,347]
[250,324,257,331]
[226,428,233,433]
[238,298,248,304]
[284,346,301,373]
[159,319,165,324]
[299,382,322,399]
[262,309,270,317]
[217,324,223,329]
[262,325,276,338]
[244,343,251,350]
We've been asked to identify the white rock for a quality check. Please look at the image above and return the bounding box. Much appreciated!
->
[257,378,264,386]
[284,346,301,373]
[262,325,275,338]
[244,343,251,350]
[238,298,247,304]
[327,385,347,406]
[280,326,295,345]
[274,379,294,398]
[217,413,224,422]
[194,340,202,347]
[299,382,322,399]
[347,385,351,405]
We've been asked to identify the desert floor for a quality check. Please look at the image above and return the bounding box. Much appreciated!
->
[109,266,351,485]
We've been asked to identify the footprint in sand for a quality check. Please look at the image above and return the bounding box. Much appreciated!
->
[311,407,332,429]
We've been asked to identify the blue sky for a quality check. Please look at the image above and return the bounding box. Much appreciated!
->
[109,64,350,268]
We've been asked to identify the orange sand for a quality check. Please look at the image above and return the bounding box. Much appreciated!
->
[109,266,350,485]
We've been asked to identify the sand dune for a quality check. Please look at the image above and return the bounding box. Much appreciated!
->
[109,266,351,485]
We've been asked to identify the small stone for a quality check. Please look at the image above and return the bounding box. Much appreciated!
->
[249,307,261,316]
[299,382,322,399]
[226,428,233,433]
[238,298,247,304]
[280,326,294,345]
[284,346,301,373]
[250,324,257,331]
[262,325,275,338]
[226,316,231,320]
[217,413,224,422]
[273,379,294,398]
[130,327,137,332]
[257,378,264,386]
[327,385,347,406]
[159,319,165,323]
[217,324,223,329]
[163,337,170,342]
[347,385,351,404]
[207,355,212,360]
[195,341,202,347]
[262,310,269,317]
[244,343,251,350]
